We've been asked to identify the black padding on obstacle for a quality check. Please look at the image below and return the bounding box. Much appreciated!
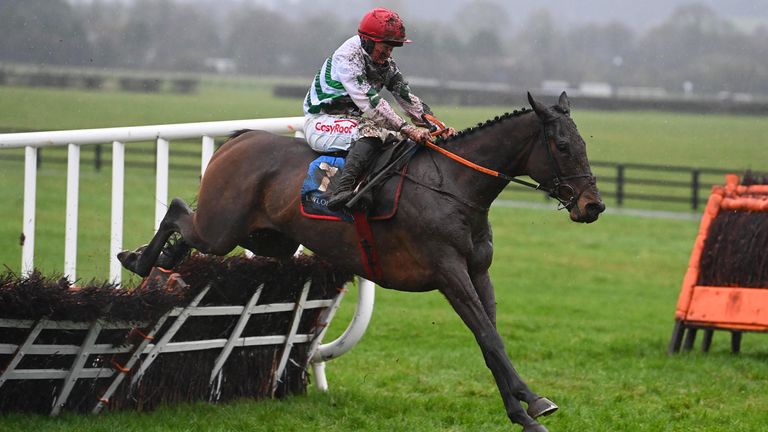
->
[0,254,353,414]
[698,173,768,289]
[698,211,768,288]
[0,254,350,323]
[0,271,186,322]
[741,171,768,186]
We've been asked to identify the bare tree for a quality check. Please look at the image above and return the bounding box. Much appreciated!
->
[0,0,92,65]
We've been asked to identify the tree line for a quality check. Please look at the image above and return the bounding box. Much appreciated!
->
[2,0,767,96]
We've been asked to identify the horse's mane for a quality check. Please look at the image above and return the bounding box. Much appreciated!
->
[442,108,532,143]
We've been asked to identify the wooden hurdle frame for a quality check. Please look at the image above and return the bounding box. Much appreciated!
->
[0,267,353,415]
[669,174,768,354]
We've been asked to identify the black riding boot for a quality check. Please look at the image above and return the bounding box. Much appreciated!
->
[326,137,381,211]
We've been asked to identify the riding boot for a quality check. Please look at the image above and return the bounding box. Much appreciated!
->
[326,137,382,211]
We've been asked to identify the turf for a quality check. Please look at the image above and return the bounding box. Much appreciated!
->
[1,82,768,431]
[1,208,767,431]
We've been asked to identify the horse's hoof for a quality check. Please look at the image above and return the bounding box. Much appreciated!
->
[117,250,138,270]
[522,423,549,432]
[117,245,148,276]
[527,397,558,418]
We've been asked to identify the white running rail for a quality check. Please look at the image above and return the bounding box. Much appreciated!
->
[0,117,375,391]
[0,117,304,282]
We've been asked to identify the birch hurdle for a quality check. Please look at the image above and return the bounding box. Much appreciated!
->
[669,173,768,354]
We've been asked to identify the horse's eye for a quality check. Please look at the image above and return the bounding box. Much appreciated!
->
[556,141,570,152]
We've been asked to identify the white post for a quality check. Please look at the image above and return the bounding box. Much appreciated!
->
[312,362,328,392]
[21,146,37,277]
[201,135,214,178]
[109,141,125,285]
[312,277,375,362]
[155,138,169,231]
[64,144,80,282]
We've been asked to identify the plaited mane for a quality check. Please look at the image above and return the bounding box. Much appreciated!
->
[441,108,532,143]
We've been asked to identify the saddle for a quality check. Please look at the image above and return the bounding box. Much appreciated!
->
[300,139,419,221]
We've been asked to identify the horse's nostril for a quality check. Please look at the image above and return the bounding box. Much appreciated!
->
[586,202,606,217]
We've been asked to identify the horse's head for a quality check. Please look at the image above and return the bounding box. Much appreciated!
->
[526,92,605,223]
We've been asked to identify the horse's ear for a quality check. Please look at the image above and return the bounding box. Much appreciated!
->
[558,91,571,114]
[527,92,550,119]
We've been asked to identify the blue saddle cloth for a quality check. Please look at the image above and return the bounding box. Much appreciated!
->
[300,155,353,221]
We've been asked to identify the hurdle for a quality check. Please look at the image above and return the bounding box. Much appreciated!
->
[0,254,361,414]
[0,119,376,413]
[669,173,768,353]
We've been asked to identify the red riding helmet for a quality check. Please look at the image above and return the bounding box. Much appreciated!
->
[358,8,412,46]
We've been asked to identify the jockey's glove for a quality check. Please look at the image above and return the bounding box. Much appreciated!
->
[401,125,432,144]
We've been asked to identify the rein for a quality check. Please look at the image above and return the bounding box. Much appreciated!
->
[421,139,542,191]
[421,114,592,210]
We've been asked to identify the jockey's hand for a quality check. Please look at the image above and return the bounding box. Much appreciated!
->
[438,127,457,140]
[401,125,432,144]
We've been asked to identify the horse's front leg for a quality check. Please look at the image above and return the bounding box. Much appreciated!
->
[470,268,559,419]
[439,266,552,432]
[471,269,497,327]
[469,232,498,326]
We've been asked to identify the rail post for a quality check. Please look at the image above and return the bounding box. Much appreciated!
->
[691,169,700,210]
[94,144,102,171]
[616,164,625,206]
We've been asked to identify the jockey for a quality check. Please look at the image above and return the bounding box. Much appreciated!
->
[303,7,454,211]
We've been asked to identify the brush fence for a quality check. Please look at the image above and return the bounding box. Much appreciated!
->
[0,255,355,415]
[669,174,768,353]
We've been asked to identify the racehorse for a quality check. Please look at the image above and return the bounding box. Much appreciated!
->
[119,92,604,432]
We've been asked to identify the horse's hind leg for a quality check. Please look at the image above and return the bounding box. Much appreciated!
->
[118,198,193,276]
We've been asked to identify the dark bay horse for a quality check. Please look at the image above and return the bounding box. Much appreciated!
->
[119,92,604,432]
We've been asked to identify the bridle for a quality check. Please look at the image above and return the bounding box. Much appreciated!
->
[537,115,595,210]
[421,113,594,211]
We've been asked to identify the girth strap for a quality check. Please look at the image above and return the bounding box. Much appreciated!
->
[352,211,382,280]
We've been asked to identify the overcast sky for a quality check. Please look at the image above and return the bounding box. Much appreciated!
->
[70,0,768,33]
[237,0,768,31]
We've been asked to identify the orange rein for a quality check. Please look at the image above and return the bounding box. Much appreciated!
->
[420,114,529,185]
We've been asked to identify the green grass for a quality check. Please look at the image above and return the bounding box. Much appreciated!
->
[1,208,768,431]
[0,82,299,131]
[2,83,768,431]
[2,84,766,169]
